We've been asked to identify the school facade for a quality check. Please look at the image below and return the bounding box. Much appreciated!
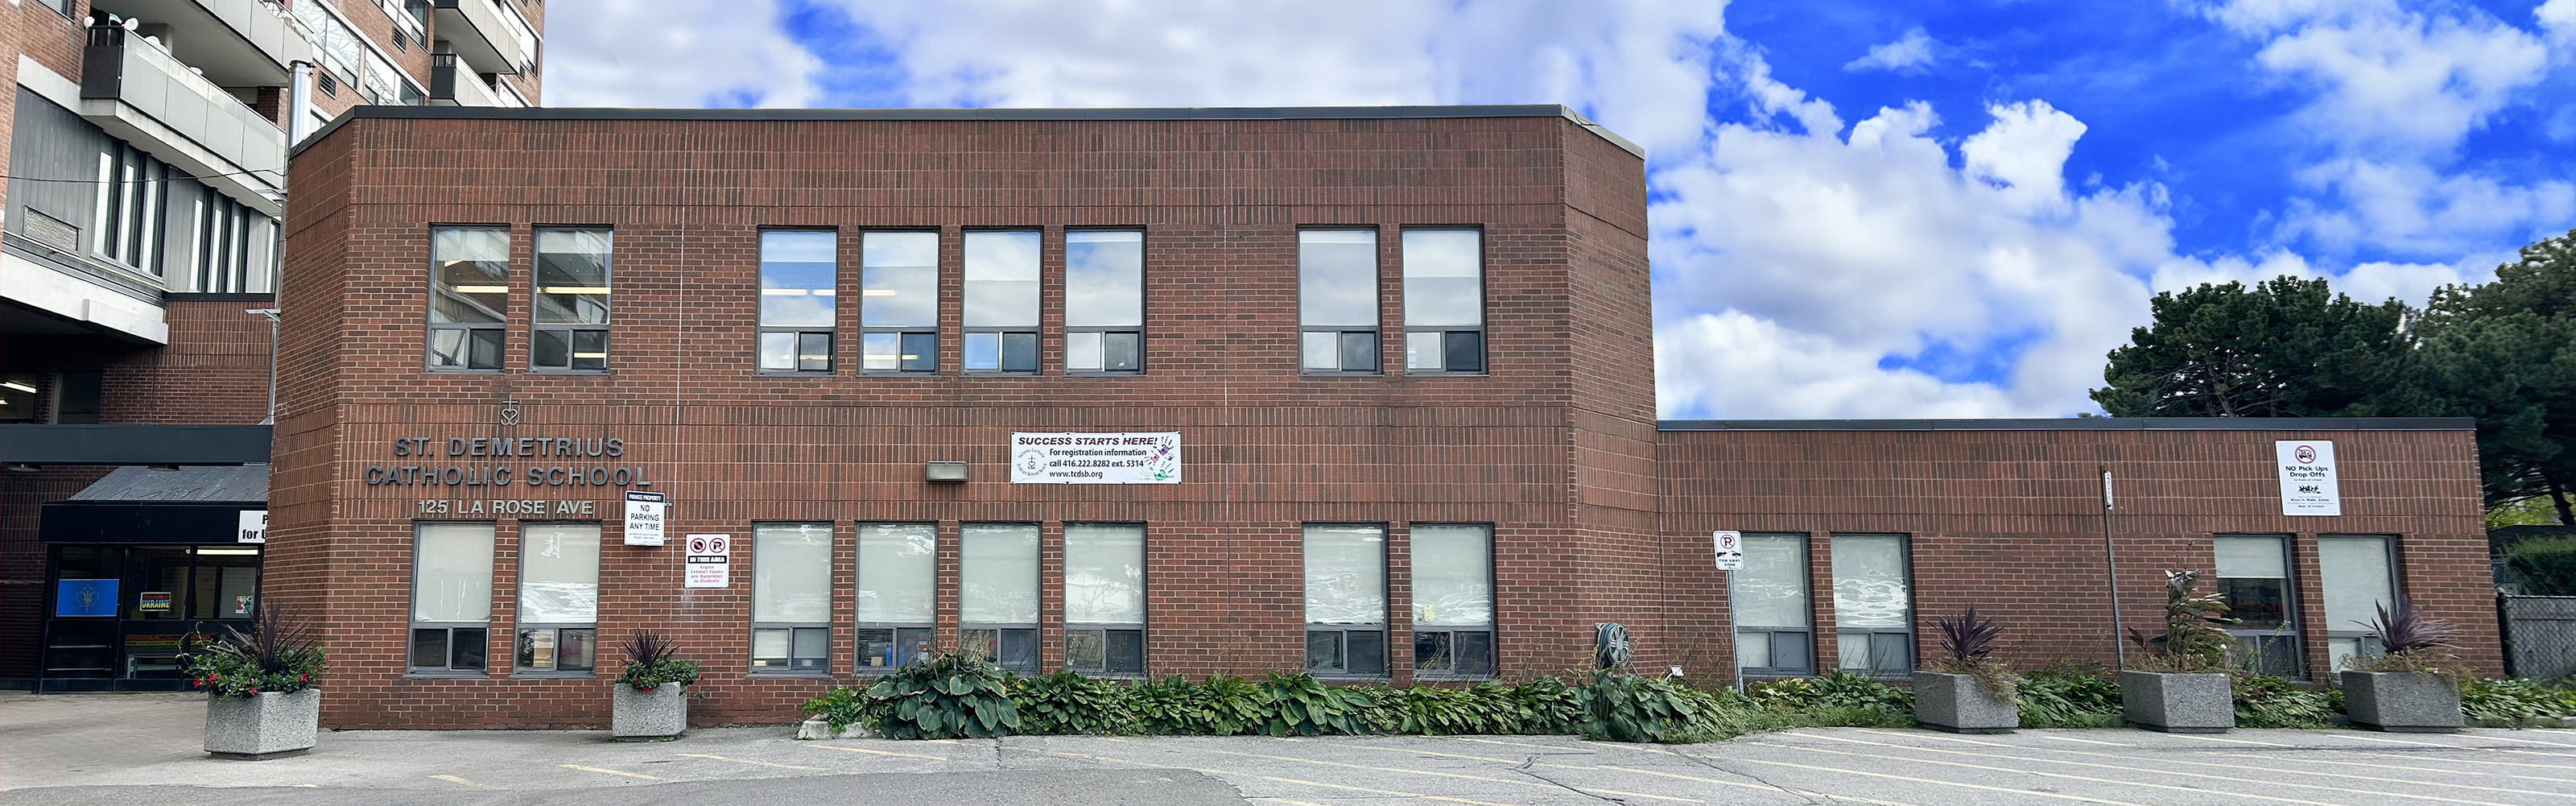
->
[235,105,2502,729]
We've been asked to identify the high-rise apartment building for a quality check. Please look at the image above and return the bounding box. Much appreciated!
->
[0,0,543,689]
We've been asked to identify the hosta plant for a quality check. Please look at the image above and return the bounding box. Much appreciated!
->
[867,652,1021,738]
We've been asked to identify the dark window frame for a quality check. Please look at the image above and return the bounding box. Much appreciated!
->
[425,225,511,373]
[1732,532,1816,678]
[857,229,942,375]
[750,521,835,676]
[1062,228,1146,376]
[1303,522,1390,679]
[1829,532,1917,680]
[528,226,613,374]
[1408,523,1496,681]
[511,521,600,676]
[1062,521,1148,677]
[1399,226,1488,376]
[1297,228,1384,376]
[2319,534,2401,672]
[960,229,1042,376]
[755,229,841,375]
[2215,533,2306,680]
[959,522,1041,673]
[853,522,939,672]
[407,520,495,676]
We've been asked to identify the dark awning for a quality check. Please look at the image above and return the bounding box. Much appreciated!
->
[39,465,267,544]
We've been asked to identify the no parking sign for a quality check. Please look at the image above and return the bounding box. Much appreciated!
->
[1713,531,1744,571]
[683,534,731,589]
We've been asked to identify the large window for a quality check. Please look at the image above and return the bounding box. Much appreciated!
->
[514,523,599,674]
[963,231,1041,374]
[854,523,936,669]
[1304,524,1387,676]
[752,523,833,672]
[411,523,494,672]
[1063,523,1146,676]
[2319,535,2398,672]
[2215,535,2303,678]
[532,229,612,372]
[1298,229,1380,374]
[960,524,1039,672]
[1831,534,1913,676]
[428,228,508,370]
[1733,533,1814,676]
[861,232,939,374]
[190,194,278,295]
[758,231,838,373]
[1410,524,1493,680]
[1402,229,1484,374]
[1065,230,1144,374]
[93,143,168,271]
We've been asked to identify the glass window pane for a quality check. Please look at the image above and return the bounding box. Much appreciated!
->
[793,627,829,669]
[414,523,494,622]
[2221,577,2291,631]
[2319,536,2395,634]
[561,629,595,672]
[531,329,568,369]
[751,627,790,666]
[1066,331,1104,371]
[429,329,469,367]
[857,523,936,623]
[430,228,508,324]
[963,332,1001,370]
[1406,332,1444,370]
[533,229,611,325]
[862,232,939,328]
[411,627,448,668]
[1306,630,1343,672]
[1106,630,1146,674]
[1402,229,1481,327]
[1302,332,1340,370]
[754,523,833,623]
[1732,534,1810,629]
[1869,632,1910,673]
[1298,230,1377,327]
[964,231,1040,329]
[518,627,557,669]
[960,628,995,661]
[1414,630,1453,672]
[571,329,608,370]
[855,628,895,670]
[1002,333,1038,372]
[759,332,797,371]
[1339,332,1377,372]
[861,333,900,370]
[1411,525,1490,626]
[1303,524,1385,625]
[469,329,503,369]
[452,627,487,670]
[899,333,937,373]
[1065,523,1145,624]
[1735,630,1771,668]
[1838,633,1872,671]
[1773,631,1813,672]
[1066,630,1106,671]
[517,523,599,624]
[960,524,1039,624]
[1066,230,1143,328]
[999,628,1037,670]
[797,333,832,371]
[1103,332,1140,371]
[1444,331,1484,374]
[759,231,836,328]
[2215,535,2289,578]
[896,627,934,666]
[1347,630,1386,676]
[1831,535,1911,629]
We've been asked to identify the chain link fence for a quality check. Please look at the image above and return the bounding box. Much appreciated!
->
[2499,596,2576,681]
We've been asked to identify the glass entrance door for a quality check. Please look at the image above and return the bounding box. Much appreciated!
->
[41,544,262,691]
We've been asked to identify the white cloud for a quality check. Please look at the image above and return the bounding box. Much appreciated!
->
[1656,311,2013,419]
[546,0,819,108]
[1843,27,1938,73]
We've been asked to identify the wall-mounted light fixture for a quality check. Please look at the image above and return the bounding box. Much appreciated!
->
[925,461,968,482]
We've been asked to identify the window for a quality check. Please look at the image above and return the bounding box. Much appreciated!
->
[428,227,509,370]
[190,195,278,294]
[963,231,1040,374]
[514,523,599,674]
[1065,230,1144,374]
[1298,229,1380,374]
[2319,535,2398,672]
[752,523,832,672]
[93,143,168,273]
[758,231,838,373]
[2215,535,2303,678]
[411,523,494,672]
[0,374,39,423]
[861,232,939,374]
[1831,534,1913,676]
[1402,229,1484,374]
[1064,523,1146,676]
[854,523,936,669]
[960,524,1039,672]
[1410,524,1493,679]
[52,370,101,424]
[1733,533,1814,676]
[532,229,612,372]
[1304,524,1387,676]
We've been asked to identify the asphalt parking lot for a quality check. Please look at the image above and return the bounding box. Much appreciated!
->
[4,692,2571,805]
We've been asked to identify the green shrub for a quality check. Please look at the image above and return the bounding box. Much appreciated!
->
[181,604,326,698]
[2501,537,2576,596]
[613,630,700,691]
[1131,676,1270,736]
[2231,673,2334,728]
[1575,670,1714,742]
[2461,678,2576,721]
[2018,663,2122,728]
[866,653,1021,738]
[1261,672,1381,735]
[1007,670,1138,735]
[802,684,881,732]
[1746,671,1913,711]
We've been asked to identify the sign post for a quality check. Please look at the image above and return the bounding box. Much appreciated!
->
[683,534,730,589]
[1714,530,1744,691]
[623,491,667,546]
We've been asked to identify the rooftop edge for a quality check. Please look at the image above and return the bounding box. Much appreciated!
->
[1655,417,2478,432]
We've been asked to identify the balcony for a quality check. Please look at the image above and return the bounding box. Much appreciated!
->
[85,0,313,88]
[427,52,501,106]
[79,26,286,217]
[431,0,537,76]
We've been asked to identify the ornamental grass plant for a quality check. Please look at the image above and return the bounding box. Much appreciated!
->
[1922,606,2017,701]
[182,602,325,697]
[614,630,700,691]
[2123,570,2236,672]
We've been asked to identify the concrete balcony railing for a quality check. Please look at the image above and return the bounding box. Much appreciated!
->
[79,26,286,215]
[427,52,502,107]
[431,0,536,76]
[86,0,313,87]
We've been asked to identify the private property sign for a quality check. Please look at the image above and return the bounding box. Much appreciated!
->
[1010,432,1181,484]
[2276,440,2342,516]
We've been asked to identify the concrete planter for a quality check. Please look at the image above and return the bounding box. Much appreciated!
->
[205,688,320,758]
[795,717,880,739]
[612,683,687,739]
[1913,672,2018,734]
[2342,671,2462,733]
[2120,671,2234,733]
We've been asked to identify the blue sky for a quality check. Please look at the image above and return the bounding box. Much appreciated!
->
[552,0,2574,418]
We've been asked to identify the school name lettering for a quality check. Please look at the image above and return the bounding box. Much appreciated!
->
[365,436,651,489]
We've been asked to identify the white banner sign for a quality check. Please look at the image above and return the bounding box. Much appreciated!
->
[1010,432,1181,484]
[683,534,731,589]
[236,510,268,544]
[2276,440,2342,516]
[1712,531,1743,571]
[622,491,667,546]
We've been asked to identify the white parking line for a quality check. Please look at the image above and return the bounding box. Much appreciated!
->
[2351,735,2576,758]
[559,763,659,780]
[1772,735,2520,806]
[1838,728,2570,797]
[675,752,824,771]
[2036,734,2133,746]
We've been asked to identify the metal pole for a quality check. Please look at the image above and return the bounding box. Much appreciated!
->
[2102,465,2127,669]
[287,61,314,143]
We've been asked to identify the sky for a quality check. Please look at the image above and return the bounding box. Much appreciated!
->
[547,0,2576,420]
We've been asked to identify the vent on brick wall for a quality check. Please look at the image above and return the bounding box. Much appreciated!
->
[23,211,78,252]
[392,28,408,51]
[317,72,337,97]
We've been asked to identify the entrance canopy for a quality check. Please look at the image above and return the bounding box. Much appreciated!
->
[40,465,266,544]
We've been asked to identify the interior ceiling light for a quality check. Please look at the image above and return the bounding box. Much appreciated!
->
[1,381,37,394]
